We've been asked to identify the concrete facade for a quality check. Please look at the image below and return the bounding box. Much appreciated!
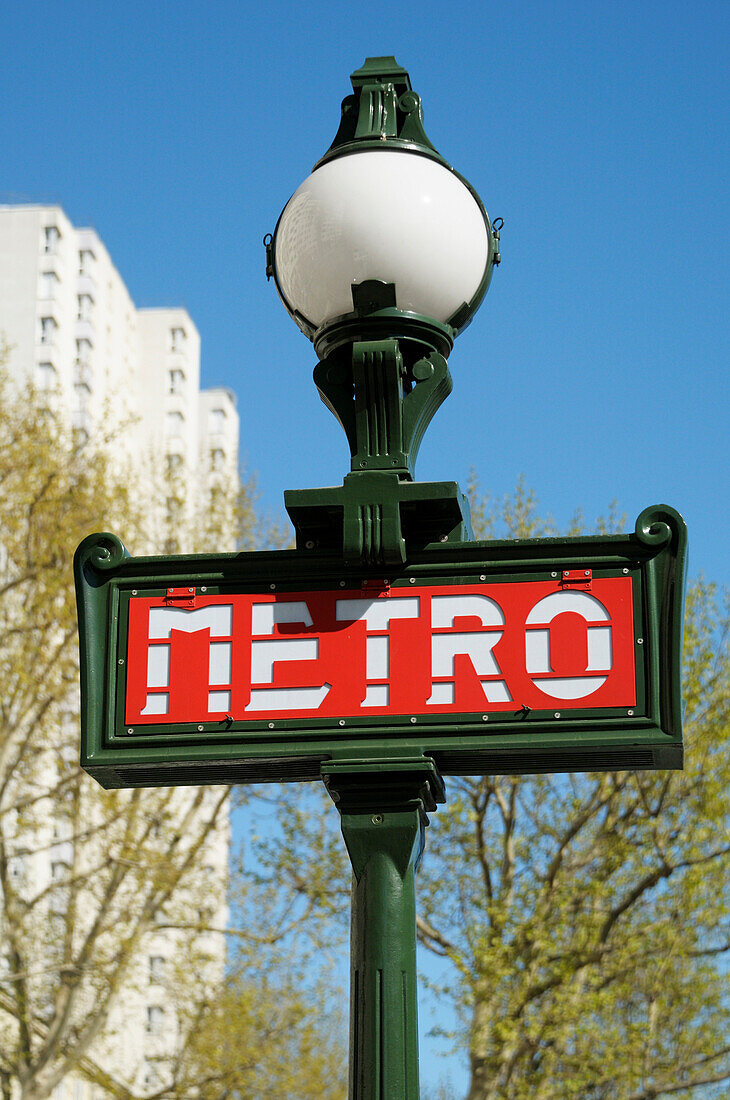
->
[0,205,237,1099]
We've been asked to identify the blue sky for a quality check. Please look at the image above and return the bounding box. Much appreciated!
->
[3,1,728,1090]
[3,2,728,583]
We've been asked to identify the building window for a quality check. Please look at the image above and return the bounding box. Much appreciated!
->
[170,326,186,352]
[209,407,226,433]
[168,368,185,395]
[51,860,69,882]
[40,271,59,299]
[44,225,60,254]
[165,411,184,438]
[146,1005,165,1034]
[148,956,166,984]
[143,1060,163,1089]
[40,316,57,344]
[210,448,225,471]
[77,294,93,322]
[78,248,95,276]
[36,362,56,390]
[75,383,90,410]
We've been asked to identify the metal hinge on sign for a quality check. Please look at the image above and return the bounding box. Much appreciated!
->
[164,586,197,608]
[361,578,391,594]
[560,569,592,591]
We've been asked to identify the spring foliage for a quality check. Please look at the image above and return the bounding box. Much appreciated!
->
[0,365,345,1100]
[254,479,728,1100]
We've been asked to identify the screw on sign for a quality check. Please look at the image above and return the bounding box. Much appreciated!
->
[123,577,636,727]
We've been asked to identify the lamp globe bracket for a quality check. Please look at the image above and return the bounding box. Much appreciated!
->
[270,57,496,565]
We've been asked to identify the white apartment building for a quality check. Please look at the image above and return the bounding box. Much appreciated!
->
[0,204,239,488]
[0,205,239,1099]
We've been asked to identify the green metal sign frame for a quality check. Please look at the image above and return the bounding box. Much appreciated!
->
[75,504,686,790]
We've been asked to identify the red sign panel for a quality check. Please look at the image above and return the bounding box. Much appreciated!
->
[124,578,636,726]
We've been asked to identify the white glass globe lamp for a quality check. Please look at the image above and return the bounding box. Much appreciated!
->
[267,56,500,361]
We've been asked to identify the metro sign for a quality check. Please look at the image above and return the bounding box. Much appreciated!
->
[124,579,635,726]
[75,505,686,790]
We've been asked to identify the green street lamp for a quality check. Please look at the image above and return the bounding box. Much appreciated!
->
[73,50,687,1100]
[266,55,501,567]
[266,56,501,1099]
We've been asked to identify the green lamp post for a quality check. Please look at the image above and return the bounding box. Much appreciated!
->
[266,56,500,1098]
[73,50,687,1100]
[266,54,501,568]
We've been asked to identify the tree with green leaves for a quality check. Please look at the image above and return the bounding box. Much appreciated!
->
[253,480,728,1099]
[0,360,345,1100]
[419,485,729,1099]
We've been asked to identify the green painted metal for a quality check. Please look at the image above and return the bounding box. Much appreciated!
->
[74,504,686,791]
[285,473,472,566]
[323,759,445,1100]
[313,328,453,480]
[318,56,441,167]
[293,318,467,563]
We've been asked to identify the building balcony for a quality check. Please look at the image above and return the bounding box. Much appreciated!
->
[164,434,187,460]
[75,318,95,343]
[167,350,188,372]
[39,255,63,292]
[35,343,61,370]
[77,273,97,298]
[165,392,188,418]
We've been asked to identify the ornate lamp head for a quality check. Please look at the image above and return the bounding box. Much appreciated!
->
[266,58,502,566]
[267,56,499,361]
